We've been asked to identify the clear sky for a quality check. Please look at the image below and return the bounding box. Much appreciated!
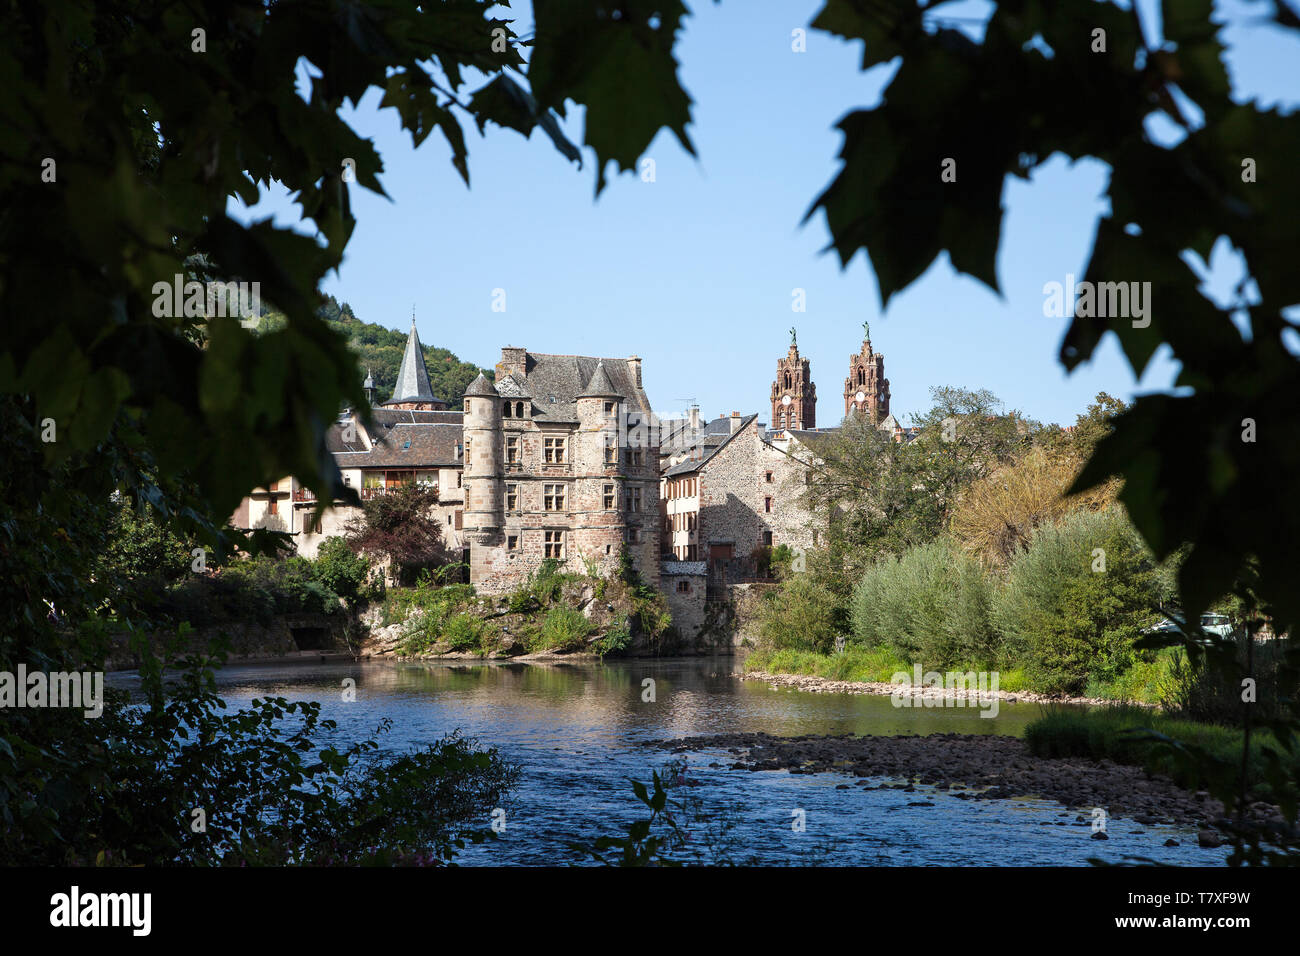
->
[231,0,1300,428]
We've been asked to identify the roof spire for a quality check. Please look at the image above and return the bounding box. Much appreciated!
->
[387,316,436,405]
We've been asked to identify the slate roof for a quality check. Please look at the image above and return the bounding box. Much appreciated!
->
[495,372,532,398]
[511,353,652,423]
[385,320,442,405]
[578,360,619,397]
[664,414,758,477]
[329,420,464,468]
[465,372,499,397]
[661,561,707,576]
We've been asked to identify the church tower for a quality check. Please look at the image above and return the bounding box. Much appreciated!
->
[770,329,816,431]
[844,322,890,423]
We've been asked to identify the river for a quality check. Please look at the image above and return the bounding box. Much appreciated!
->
[107,657,1230,865]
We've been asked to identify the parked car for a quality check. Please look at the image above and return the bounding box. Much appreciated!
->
[1144,612,1234,637]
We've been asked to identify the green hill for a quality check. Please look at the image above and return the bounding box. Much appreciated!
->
[255,297,494,404]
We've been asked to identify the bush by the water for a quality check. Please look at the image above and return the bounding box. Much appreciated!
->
[751,573,842,654]
[850,538,999,668]
[993,509,1159,695]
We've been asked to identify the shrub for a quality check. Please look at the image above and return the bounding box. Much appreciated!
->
[753,574,842,655]
[534,605,593,652]
[314,536,370,606]
[993,509,1159,695]
[443,613,484,652]
[850,538,998,668]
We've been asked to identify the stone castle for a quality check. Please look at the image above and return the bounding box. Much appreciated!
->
[235,320,901,641]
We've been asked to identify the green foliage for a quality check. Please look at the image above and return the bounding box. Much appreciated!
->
[804,386,1035,595]
[0,640,518,865]
[533,605,594,653]
[994,510,1159,695]
[851,538,999,668]
[99,497,194,588]
[593,617,633,658]
[313,296,491,405]
[314,537,370,607]
[507,558,568,613]
[163,554,343,624]
[752,574,843,655]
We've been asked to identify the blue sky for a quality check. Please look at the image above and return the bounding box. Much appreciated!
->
[232,0,1300,427]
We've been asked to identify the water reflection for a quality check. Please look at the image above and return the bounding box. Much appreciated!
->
[106,658,1229,866]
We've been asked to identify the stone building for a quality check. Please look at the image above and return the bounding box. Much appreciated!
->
[463,348,660,593]
[233,320,466,559]
[844,327,890,423]
[660,414,816,583]
[770,334,816,433]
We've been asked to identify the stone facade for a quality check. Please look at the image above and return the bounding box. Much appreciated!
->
[661,415,816,588]
[464,349,660,594]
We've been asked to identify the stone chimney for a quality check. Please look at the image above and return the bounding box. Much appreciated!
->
[627,355,642,388]
[498,346,527,379]
[689,405,700,432]
[729,411,742,434]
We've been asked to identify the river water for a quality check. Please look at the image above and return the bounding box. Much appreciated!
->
[108,657,1230,866]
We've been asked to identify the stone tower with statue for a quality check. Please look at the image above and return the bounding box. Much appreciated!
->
[770,328,816,431]
[844,320,890,423]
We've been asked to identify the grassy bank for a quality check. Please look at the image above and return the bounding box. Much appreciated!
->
[744,646,1032,693]
[1024,705,1300,802]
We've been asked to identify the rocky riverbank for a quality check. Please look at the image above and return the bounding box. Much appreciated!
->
[741,669,1126,708]
[649,731,1293,844]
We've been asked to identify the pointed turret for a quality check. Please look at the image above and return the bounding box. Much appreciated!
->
[387,319,437,406]
[578,360,619,398]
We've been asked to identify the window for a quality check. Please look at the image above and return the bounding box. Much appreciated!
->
[516,402,524,418]
[456,472,463,489]
[627,448,643,467]
[544,530,564,559]
[268,498,278,515]
[543,483,566,511]
[605,440,618,465]
[765,471,774,483]
[503,401,512,418]
[603,483,616,510]
[676,580,690,594]
[506,483,519,511]
[626,487,642,513]
[507,534,519,552]
[765,497,772,513]
[464,400,470,413]
[762,530,773,547]
[506,436,520,463]
[603,401,616,417]
[308,513,322,533]
[544,436,566,463]
[627,528,641,545]
[464,438,472,473]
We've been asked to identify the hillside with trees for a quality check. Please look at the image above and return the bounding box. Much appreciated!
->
[256,295,494,404]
